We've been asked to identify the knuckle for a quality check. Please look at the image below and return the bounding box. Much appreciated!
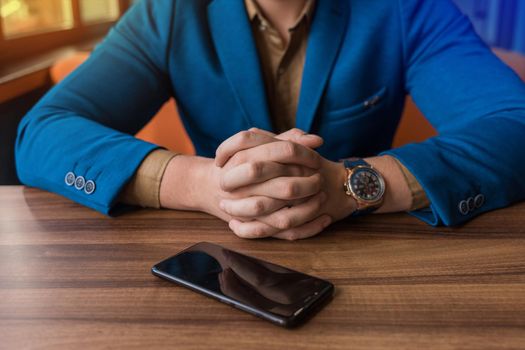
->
[232,229,245,238]
[313,196,324,211]
[313,153,322,167]
[289,165,301,176]
[251,226,268,239]
[219,177,229,191]
[230,152,245,166]
[280,141,298,158]
[290,165,305,177]
[310,173,322,191]
[285,231,300,241]
[246,161,263,180]
[233,225,255,239]
[300,166,312,177]
[215,146,223,159]
[282,182,299,199]
[275,214,293,230]
[238,130,253,143]
[251,199,266,216]
[305,148,320,164]
[289,128,304,138]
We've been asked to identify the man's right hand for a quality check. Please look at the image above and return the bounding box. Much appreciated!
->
[159,128,324,225]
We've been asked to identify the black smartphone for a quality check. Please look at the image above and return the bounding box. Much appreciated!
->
[151,242,334,328]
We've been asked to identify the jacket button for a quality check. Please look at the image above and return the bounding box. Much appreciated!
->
[467,197,475,212]
[74,176,86,190]
[84,180,96,195]
[458,200,469,215]
[65,172,76,186]
[474,194,485,208]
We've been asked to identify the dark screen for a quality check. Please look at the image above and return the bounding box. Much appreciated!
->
[154,242,331,317]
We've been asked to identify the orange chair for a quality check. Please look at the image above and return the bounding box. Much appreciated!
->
[392,49,525,147]
[51,49,525,150]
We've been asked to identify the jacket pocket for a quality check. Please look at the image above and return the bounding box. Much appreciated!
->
[325,87,387,122]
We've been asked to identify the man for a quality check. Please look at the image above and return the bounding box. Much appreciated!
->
[15,0,525,240]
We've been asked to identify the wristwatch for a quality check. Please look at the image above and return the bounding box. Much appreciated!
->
[343,158,386,215]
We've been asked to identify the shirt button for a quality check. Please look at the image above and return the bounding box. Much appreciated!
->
[74,176,86,191]
[467,197,476,212]
[458,200,469,216]
[474,194,485,208]
[65,172,76,186]
[84,180,96,195]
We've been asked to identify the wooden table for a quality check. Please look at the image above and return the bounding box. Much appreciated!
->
[1,186,525,349]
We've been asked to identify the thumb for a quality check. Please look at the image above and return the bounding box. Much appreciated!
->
[250,127,324,149]
[276,128,324,149]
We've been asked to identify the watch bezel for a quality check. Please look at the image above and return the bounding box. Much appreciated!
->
[345,165,386,204]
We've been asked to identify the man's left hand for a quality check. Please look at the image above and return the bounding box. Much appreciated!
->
[217,128,357,240]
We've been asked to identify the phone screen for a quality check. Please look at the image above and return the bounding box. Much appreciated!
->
[152,242,334,327]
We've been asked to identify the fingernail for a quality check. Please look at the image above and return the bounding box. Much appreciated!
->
[323,217,331,228]
[303,134,319,139]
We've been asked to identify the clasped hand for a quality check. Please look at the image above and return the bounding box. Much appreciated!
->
[211,128,356,240]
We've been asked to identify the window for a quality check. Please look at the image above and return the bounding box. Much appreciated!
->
[79,0,119,24]
[0,0,135,66]
[0,0,74,39]
[454,0,525,54]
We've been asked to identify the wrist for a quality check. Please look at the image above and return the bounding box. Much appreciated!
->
[364,155,412,213]
[325,159,357,219]
[159,155,212,211]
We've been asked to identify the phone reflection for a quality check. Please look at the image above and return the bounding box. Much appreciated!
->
[158,243,323,317]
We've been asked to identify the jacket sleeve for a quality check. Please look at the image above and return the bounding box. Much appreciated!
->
[15,0,175,215]
[383,0,525,226]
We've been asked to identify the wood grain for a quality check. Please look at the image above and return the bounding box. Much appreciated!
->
[1,186,525,349]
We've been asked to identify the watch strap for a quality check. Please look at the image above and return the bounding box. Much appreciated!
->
[343,158,368,169]
[350,206,377,217]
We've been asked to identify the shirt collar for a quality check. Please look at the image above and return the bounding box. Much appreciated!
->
[244,0,316,29]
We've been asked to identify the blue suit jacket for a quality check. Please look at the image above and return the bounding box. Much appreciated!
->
[15,0,525,226]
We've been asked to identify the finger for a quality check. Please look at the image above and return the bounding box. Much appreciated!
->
[275,128,324,149]
[227,140,322,170]
[248,127,276,137]
[273,215,332,241]
[256,192,327,230]
[220,161,316,192]
[229,219,279,239]
[251,127,324,149]
[221,196,307,218]
[215,130,279,167]
[232,173,322,200]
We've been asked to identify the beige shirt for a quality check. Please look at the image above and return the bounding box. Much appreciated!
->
[120,0,430,211]
[245,0,314,132]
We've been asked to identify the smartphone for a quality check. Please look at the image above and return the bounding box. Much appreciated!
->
[151,242,334,328]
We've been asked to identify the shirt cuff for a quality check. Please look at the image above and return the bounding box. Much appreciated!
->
[391,157,431,211]
[119,149,177,208]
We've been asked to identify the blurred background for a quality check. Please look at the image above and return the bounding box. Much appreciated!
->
[455,0,525,55]
[0,0,524,185]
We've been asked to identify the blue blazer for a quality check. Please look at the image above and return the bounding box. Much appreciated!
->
[15,0,525,226]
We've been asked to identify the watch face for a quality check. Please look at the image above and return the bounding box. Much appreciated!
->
[349,167,385,202]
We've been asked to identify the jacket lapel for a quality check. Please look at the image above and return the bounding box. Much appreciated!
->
[207,0,273,131]
[296,1,349,132]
